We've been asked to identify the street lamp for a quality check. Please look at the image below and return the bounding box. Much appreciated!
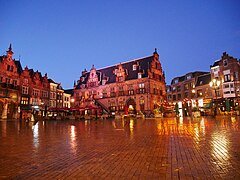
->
[209,78,221,115]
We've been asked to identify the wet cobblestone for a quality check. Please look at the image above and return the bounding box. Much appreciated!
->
[0,116,240,179]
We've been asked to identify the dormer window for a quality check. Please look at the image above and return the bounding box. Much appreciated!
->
[114,69,118,75]
[133,64,137,71]
[138,73,142,79]
[186,75,191,80]
[81,77,85,82]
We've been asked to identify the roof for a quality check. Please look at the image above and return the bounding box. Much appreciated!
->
[76,55,154,89]
[48,78,57,84]
[171,71,209,85]
[195,73,211,87]
[64,89,74,95]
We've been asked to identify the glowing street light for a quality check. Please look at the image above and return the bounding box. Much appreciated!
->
[209,78,221,115]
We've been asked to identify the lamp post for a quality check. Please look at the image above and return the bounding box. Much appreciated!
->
[209,79,221,116]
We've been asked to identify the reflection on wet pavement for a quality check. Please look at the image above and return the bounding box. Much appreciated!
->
[0,116,240,179]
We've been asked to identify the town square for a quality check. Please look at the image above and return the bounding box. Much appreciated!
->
[1,0,240,179]
[0,116,240,179]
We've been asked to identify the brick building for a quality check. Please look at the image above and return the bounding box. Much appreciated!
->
[73,49,166,117]
[0,45,22,119]
[167,52,240,116]
[0,45,70,119]
[167,71,209,116]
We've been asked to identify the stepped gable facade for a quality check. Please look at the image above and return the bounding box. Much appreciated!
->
[73,49,166,115]
[0,44,23,118]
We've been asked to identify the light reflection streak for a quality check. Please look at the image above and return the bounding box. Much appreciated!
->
[70,125,77,155]
[179,117,183,126]
[210,132,230,169]
[200,119,205,135]
[32,122,39,149]
[128,118,134,139]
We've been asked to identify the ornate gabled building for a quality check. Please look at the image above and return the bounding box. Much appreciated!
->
[0,45,69,119]
[73,49,166,116]
[0,44,22,119]
[19,66,50,117]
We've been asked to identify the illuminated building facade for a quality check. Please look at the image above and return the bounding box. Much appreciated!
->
[167,52,240,116]
[0,45,22,119]
[167,71,209,116]
[73,49,167,116]
[0,45,70,119]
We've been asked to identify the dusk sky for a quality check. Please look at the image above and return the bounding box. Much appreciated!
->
[1,0,239,89]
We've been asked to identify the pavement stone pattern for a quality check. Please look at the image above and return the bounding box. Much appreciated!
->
[0,116,240,179]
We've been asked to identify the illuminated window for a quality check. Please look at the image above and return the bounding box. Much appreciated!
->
[21,97,28,105]
[139,83,144,88]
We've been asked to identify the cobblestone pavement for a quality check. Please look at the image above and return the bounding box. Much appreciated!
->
[0,116,240,179]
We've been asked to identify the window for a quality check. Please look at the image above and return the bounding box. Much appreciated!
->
[128,90,134,95]
[224,84,229,88]
[224,74,231,82]
[22,86,29,94]
[42,91,48,98]
[174,79,178,84]
[178,94,181,100]
[133,64,137,71]
[50,92,56,99]
[184,84,189,90]
[118,76,124,82]
[6,78,10,85]
[223,59,228,66]
[168,95,172,100]
[138,73,142,79]
[32,98,38,105]
[21,97,28,105]
[234,72,239,81]
[139,83,144,88]
[0,77,2,82]
[186,75,191,80]
[33,89,39,97]
[173,95,176,101]
[13,80,17,86]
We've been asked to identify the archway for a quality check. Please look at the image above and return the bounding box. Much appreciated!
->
[126,98,136,114]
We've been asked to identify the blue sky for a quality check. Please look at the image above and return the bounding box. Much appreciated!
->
[1,0,239,89]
